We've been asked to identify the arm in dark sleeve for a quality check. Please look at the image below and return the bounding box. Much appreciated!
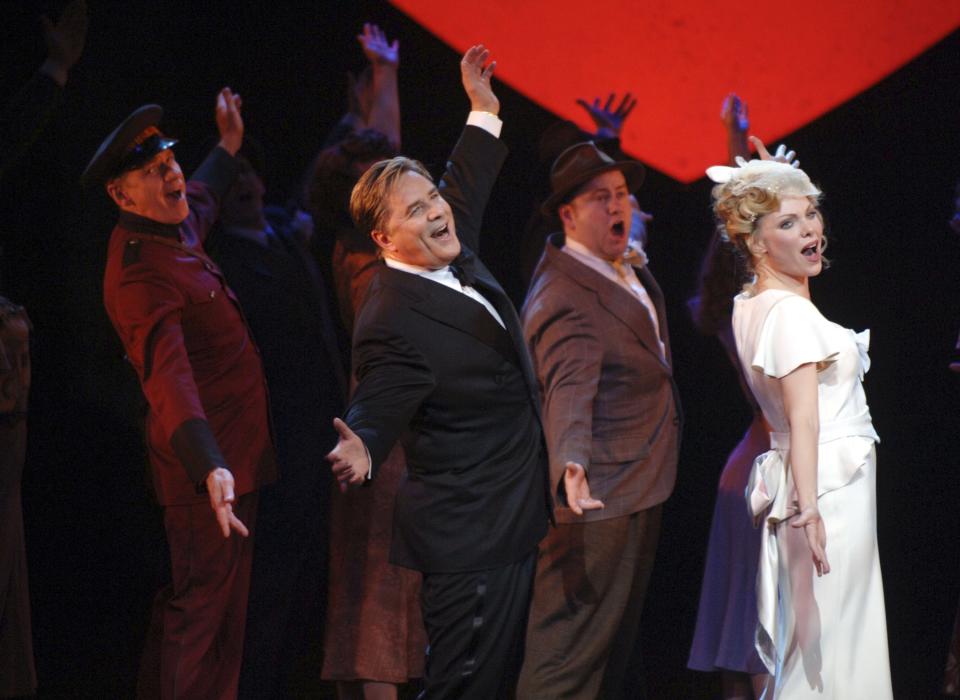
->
[437,124,508,254]
[186,146,239,244]
[113,269,225,482]
[345,319,435,475]
[0,71,63,179]
[524,287,602,502]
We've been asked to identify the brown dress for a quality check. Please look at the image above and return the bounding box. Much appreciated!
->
[0,298,36,697]
[321,240,426,683]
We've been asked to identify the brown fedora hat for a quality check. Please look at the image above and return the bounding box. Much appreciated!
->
[541,141,645,215]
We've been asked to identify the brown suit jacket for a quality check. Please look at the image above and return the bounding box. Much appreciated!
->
[522,233,680,524]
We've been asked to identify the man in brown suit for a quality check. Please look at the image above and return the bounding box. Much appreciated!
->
[517,142,680,699]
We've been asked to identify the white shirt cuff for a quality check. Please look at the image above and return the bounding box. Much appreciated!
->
[467,111,503,138]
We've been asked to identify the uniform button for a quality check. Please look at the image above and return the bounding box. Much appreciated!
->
[209,290,216,299]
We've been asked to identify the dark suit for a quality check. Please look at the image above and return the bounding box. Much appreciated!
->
[206,219,346,698]
[517,234,680,699]
[344,125,551,698]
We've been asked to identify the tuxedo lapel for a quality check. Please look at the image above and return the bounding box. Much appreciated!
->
[471,259,542,400]
[391,270,520,368]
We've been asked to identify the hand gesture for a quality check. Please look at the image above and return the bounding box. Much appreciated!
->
[206,467,249,538]
[748,135,799,168]
[721,93,749,135]
[41,0,88,86]
[563,462,605,516]
[327,418,370,493]
[791,505,830,576]
[460,44,499,116]
[575,92,637,140]
[216,87,244,156]
[357,23,399,68]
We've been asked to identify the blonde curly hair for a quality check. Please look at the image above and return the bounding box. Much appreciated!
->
[707,159,824,282]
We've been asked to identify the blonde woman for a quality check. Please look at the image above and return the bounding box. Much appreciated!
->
[708,143,893,698]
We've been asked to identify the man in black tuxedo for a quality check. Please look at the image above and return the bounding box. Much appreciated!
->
[327,45,552,699]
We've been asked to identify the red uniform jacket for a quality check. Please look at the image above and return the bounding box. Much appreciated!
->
[103,147,276,506]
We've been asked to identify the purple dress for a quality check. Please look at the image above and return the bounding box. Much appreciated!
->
[688,326,767,676]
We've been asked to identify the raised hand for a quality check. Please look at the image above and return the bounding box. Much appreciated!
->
[791,505,830,576]
[357,22,399,68]
[327,418,370,493]
[206,467,249,538]
[40,0,88,86]
[720,93,750,163]
[721,93,749,135]
[216,87,244,156]
[748,135,799,168]
[563,462,605,516]
[575,92,637,140]
[460,44,499,116]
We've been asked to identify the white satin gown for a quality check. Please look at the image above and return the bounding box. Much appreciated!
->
[732,289,893,699]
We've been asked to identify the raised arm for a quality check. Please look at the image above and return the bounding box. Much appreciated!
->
[575,92,636,141]
[0,0,87,177]
[357,22,401,148]
[39,0,88,87]
[216,87,244,156]
[188,88,243,240]
[748,135,799,168]
[721,93,750,164]
[436,45,506,254]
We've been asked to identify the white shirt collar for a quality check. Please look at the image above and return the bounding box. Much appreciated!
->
[562,237,619,273]
[383,256,457,283]
[563,236,609,263]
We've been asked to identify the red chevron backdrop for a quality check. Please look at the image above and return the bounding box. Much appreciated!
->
[389,0,960,182]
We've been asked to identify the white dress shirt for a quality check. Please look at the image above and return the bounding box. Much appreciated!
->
[562,238,665,357]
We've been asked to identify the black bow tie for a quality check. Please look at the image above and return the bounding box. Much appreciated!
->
[449,262,476,287]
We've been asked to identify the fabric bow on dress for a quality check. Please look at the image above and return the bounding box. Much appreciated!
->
[745,326,877,674]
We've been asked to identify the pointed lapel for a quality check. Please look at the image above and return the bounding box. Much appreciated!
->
[545,238,671,372]
[469,254,543,396]
[635,265,673,367]
[380,266,520,367]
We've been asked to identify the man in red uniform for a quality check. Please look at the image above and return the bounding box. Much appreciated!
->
[84,88,275,699]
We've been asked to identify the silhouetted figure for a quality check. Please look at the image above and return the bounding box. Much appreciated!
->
[205,146,346,699]
[302,24,427,700]
[0,3,86,695]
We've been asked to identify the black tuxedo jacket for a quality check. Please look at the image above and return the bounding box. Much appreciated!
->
[345,125,551,573]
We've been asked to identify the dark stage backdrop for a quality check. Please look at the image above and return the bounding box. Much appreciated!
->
[2,2,958,697]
